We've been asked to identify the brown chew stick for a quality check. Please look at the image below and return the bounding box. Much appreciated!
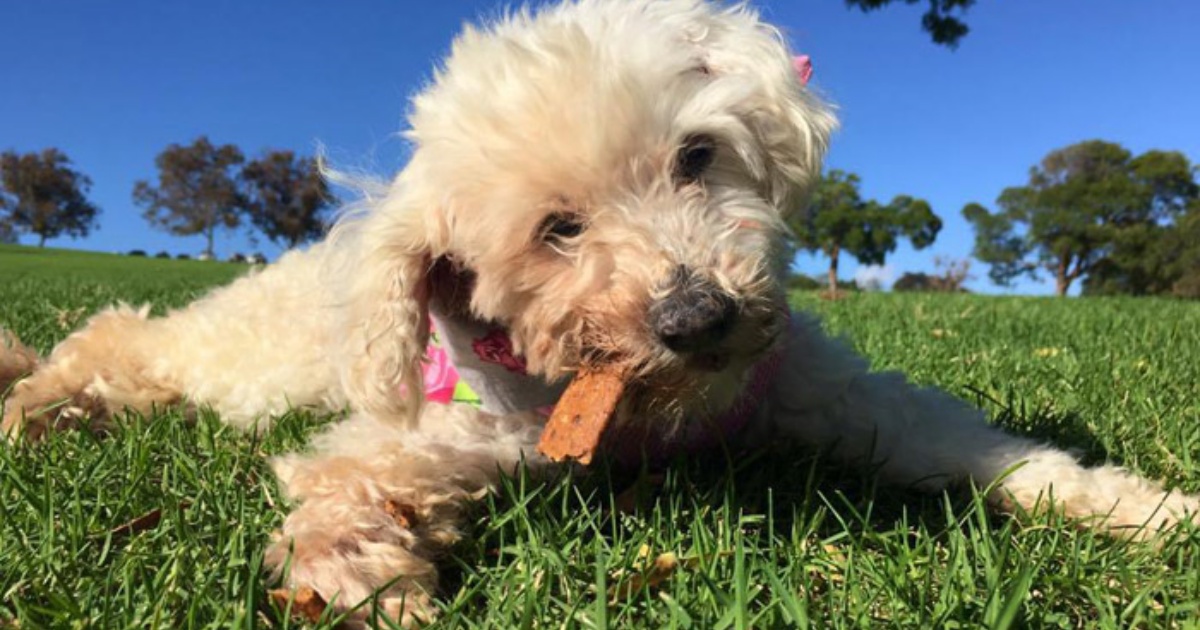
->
[537,367,627,465]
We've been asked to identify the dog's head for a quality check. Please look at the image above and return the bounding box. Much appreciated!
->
[339,0,835,426]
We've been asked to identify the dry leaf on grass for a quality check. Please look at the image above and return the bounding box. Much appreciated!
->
[269,586,328,623]
[608,551,679,602]
[110,509,162,538]
[53,307,87,331]
[107,502,191,539]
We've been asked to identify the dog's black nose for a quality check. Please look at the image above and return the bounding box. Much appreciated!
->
[649,266,738,353]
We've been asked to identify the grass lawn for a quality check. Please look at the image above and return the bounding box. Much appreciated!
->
[2,244,1199,628]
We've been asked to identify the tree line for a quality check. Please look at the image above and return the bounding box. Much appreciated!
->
[789,139,1198,299]
[4,136,1196,299]
[0,137,333,257]
[963,140,1199,298]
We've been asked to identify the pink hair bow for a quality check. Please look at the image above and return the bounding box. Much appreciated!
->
[792,54,813,85]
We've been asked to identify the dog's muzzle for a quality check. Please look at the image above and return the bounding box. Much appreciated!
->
[648,265,737,354]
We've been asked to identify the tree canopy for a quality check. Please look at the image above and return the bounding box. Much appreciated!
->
[790,169,941,294]
[242,151,335,249]
[134,137,246,258]
[0,149,101,247]
[1163,207,1200,298]
[963,140,1199,296]
[845,0,976,47]
[1082,199,1200,299]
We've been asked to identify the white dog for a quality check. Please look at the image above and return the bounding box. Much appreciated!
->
[2,0,1195,625]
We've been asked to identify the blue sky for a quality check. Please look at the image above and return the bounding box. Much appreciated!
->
[3,1,1198,294]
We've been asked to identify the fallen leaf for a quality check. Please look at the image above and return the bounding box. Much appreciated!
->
[109,509,162,538]
[54,307,87,331]
[270,586,327,622]
[107,502,190,539]
[822,543,848,565]
[608,552,678,602]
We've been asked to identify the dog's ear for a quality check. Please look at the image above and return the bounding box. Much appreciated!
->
[753,58,837,216]
[698,10,838,216]
[335,188,436,426]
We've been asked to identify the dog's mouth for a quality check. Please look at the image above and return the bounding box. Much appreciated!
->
[668,303,787,375]
[577,292,786,376]
[574,318,782,408]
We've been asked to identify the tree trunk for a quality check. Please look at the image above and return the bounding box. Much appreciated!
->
[205,226,215,259]
[1055,255,1070,297]
[827,245,840,296]
[38,234,46,247]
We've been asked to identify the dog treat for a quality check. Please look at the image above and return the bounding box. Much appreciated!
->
[536,366,627,465]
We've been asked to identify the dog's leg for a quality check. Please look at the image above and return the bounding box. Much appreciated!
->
[0,329,40,396]
[2,306,181,440]
[266,405,546,626]
[766,314,1197,539]
[4,248,349,440]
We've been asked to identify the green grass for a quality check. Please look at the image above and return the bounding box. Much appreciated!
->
[0,244,246,350]
[2,245,1199,628]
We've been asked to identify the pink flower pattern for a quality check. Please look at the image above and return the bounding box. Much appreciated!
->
[423,340,460,404]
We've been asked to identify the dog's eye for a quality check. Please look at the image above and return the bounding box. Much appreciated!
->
[674,134,716,183]
[537,212,587,244]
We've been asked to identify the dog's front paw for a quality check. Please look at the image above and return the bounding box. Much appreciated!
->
[270,584,437,629]
[265,495,441,627]
[2,386,107,442]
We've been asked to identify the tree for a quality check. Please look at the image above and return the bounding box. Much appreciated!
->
[242,151,335,249]
[0,220,16,244]
[790,170,941,295]
[1164,205,1200,298]
[134,137,246,258]
[894,257,972,293]
[933,256,973,291]
[845,0,976,47]
[1084,152,1200,298]
[0,149,101,247]
[964,141,1198,296]
[1084,200,1200,299]
[1081,223,1173,297]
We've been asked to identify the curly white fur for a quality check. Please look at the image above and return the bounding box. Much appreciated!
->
[1,1,1194,625]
